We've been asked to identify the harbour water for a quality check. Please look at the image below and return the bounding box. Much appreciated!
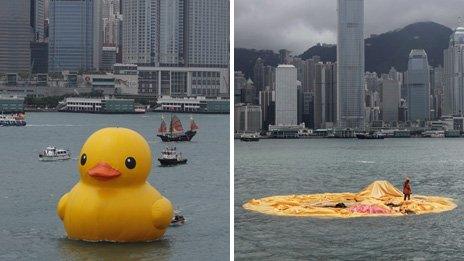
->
[0,112,229,260]
[235,138,464,259]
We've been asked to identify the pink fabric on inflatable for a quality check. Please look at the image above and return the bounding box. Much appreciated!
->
[348,204,390,214]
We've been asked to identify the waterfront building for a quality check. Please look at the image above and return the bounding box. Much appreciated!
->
[264,65,276,91]
[113,63,138,95]
[49,0,102,72]
[0,0,33,74]
[138,66,228,98]
[381,79,400,123]
[444,27,464,116]
[0,96,25,113]
[157,96,229,114]
[59,97,136,113]
[242,79,257,105]
[89,74,116,95]
[406,49,431,122]
[275,65,298,125]
[234,104,262,133]
[337,0,365,129]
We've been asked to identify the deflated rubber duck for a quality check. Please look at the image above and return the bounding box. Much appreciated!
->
[57,127,174,242]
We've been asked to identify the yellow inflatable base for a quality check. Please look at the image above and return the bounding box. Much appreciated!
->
[243,181,456,218]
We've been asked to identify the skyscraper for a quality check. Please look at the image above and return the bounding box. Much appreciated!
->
[122,0,158,64]
[184,0,229,68]
[0,0,33,73]
[381,78,400,123]
[443,27,464,116]
[406,49,430,122]
[49,0,102,72]
[275,65,298,125]
[159,0,184,65]
[123,0,229,68]
[337,0,365,129]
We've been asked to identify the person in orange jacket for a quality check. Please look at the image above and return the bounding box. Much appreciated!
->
[403,178,412,201]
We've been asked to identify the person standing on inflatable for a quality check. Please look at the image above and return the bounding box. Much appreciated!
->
[403,178,412,201]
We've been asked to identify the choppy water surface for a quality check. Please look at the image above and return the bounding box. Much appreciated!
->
[235,138,464,260]
[0,112,229,260]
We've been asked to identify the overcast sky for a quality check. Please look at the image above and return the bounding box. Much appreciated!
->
[235,0,464,54]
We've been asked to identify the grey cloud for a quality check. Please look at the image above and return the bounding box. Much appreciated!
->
[235,0,464,53]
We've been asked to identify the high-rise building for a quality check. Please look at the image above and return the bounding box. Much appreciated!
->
[259,87,275,131]
[234,71,247,104]
[49,0,102,72]
[184,0,229,68]
[0,0,33,73]
[123,0,229,69]
[381,78,400,123]
[252,58,265,92]
[159,0,184,66]
[406,49,430,122]
[337,0,365,129]
[314,62,337,129]
[122,0,158,64]
[32,0,46,41]
[443,27,464,116]
[234,104,262,133]
[275,65,298,125]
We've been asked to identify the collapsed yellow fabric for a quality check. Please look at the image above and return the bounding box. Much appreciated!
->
[243,181,456,218]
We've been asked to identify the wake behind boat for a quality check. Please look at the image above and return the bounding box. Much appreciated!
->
[39,146,71,161]
[157,115,198,142]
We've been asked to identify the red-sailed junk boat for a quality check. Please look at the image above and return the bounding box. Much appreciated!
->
[157,115,198,142]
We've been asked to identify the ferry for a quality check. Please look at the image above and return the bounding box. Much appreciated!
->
[0,113,26,126]
[240,133,260,142]
[39,146,71,161]
[157,115,198,142]
[422,130,445,138]
[356,132,385,140]
[158,146,188,166]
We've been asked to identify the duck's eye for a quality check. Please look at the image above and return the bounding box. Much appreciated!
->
[125,157,136,169]
[80,154,87,166]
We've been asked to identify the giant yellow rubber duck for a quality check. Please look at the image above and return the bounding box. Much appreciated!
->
[57,127,173,242]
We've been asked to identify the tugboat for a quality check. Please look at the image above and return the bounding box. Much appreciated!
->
[170,211,186,227]
[39,146,71,161]
[240,133,260,142]
[157,115,198,142]
[0,113,26,126]
[158,146,188,166]
[356,132,385,140]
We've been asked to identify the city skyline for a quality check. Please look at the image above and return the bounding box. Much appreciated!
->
[235,0,464,53]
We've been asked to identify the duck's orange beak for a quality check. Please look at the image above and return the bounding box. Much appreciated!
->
[88,162,121,180]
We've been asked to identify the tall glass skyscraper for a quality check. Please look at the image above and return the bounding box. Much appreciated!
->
[337,0,365,129]
[443,27,464,116]
[48,0,101,72]
[159,0,184,66]
[406,49,430,122]
[0,0,33,73]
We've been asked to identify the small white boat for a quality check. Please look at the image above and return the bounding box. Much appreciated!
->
[158,146,188,166]
[39,146,71,161]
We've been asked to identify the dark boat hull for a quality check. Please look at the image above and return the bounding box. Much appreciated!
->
[356,134,384,140]
[158,158,188,166]
[240,137,260,142]
[158,131,196,142]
